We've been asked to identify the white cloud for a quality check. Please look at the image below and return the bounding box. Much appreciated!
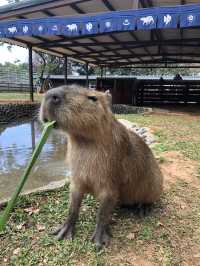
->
[0,44,28,64]
[0,2,28,63]
[0,0,9,7]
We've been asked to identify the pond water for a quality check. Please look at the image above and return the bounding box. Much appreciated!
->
[0,119,69,203]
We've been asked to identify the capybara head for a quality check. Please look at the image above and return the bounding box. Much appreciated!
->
[40,85,112,136]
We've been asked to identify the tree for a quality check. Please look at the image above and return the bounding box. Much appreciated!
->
[33,52,77,77]
[72,61,95,76]
[6,0,21,4]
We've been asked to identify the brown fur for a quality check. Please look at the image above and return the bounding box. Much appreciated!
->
[40,85,163,246]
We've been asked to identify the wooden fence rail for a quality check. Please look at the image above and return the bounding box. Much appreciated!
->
[97,78,200,105]
[136,80,200,105]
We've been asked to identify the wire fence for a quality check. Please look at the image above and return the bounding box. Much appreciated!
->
[0,68,39,101]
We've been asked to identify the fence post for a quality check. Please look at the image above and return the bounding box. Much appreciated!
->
[86,62,89,88]
[28,45,34,102]
[100,66,103,79]
[64,56,68,85]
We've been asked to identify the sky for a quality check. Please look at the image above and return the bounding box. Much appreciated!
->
[0,44,28,64]
[0,0,28,64]
[0,0,9,7]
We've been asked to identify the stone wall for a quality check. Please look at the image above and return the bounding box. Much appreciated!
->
[112,104,151,114]
[0,102,40,123]
[0,102,151,124]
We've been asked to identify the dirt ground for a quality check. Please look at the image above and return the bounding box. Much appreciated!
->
[102,149,200,266]
[161,151,200,189]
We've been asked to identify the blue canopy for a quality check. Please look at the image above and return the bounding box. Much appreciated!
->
[1,3,200,38]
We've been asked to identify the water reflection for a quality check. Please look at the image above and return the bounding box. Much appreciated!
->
[0,119,68,202]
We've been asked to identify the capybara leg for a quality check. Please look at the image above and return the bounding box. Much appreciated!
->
[121,203,153,216]
[135,203,153,217]
[91,195,116,248]
[52,189,83,240]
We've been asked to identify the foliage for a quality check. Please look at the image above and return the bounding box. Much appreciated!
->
[6,0,21,4]
[33,52,96,79]
[33,52,65,78]
[0,61,28,72]
[108,64,200,77]
[72,61,95,75]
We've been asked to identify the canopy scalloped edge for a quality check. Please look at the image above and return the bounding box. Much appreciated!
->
[0,4,200,38]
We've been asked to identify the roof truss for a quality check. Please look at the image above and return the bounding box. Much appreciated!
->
[1,1,200,66]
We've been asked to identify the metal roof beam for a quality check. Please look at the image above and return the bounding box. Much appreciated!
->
[70,3,85,14]
[65,43,200,57]
[42,9,55,16]
[101,0,152,61]
[100,1,138,63]
[15,15,83,56]
[42,6,99,55]
[69,2,133,62]
[110,65,200,69]
[10,36,64,57]
[103,1,144,61]
[102,0,115,11]
[31,35,83,56]
[37,38,200,48]
[0,0,91,20]
[141,0,166,54]
[102,59,200,67]
[78,54,200,63]
[68,2,126,59]
[129,31,154,60]
[22,8,99,56]
[109,34,141,63]
[180,1,186,40]
[79,53,200,59]
[16,14,89,56]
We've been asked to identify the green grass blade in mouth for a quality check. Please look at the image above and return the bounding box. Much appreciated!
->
[0,121,56,232]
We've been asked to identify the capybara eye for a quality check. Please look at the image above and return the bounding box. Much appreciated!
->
[51,94,61,104]
[87,96,97,102]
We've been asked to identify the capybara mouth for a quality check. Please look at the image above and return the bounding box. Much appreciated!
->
[42,116,58,128]
[43,117,49,123]
[53,122,58,129]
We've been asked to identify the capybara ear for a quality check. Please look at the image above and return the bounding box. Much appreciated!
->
[105,90,111,95]
[105,90,112,106]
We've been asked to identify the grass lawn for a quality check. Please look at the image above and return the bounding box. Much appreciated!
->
[0,92,43,102]
[1,112,200,265]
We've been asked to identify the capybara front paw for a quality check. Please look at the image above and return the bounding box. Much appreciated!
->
[51,223,75,240]
[91,227,111,248]
[134,203,153,217]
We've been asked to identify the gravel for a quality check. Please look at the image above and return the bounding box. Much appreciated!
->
[112,104,152,114]
[118,119,155,146]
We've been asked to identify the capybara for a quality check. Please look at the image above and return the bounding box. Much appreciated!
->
[40,85,163,247]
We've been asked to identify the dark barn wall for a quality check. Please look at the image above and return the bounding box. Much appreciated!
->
[96,78,137,105]
[97,78,200,106]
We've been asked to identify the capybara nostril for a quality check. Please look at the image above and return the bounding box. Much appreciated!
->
[51,94,61,105]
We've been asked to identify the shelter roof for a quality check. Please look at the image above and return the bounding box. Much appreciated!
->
[1,0,200,66]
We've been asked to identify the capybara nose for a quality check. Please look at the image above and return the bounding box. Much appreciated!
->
[50,93,61,105]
